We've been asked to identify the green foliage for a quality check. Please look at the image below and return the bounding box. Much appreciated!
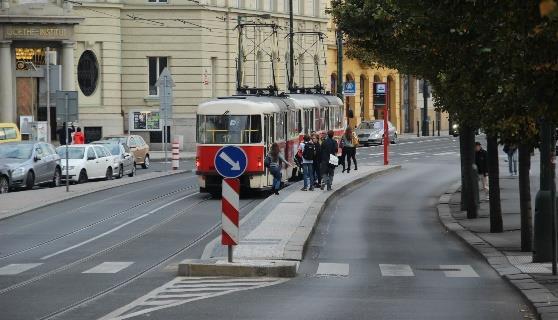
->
[330,0,558,145]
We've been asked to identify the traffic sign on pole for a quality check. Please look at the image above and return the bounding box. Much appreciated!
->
[214,146,248,178]
[155,68,175,169]
[222,178,240,262]
[343,81,356,96]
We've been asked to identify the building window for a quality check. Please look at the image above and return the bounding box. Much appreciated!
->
[77,50,99,97]
[148,57,168,96]
[298,56,305,88]
[210,57,217,97]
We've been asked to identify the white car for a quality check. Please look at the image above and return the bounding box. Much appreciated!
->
[56,144,115,184]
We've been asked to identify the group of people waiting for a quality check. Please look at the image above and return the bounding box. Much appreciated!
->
[56,122,85,145]
[264,127,360,195]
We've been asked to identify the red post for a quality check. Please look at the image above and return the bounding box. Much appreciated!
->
[383,82,390,165]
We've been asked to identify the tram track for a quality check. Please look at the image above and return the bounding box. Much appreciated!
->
[36,199,259,320]
[0,183,197,261]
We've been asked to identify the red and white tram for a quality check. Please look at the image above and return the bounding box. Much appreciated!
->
[195,94,344,195]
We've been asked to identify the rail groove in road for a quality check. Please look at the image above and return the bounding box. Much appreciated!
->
[0,184,197,261]
[36,199,259,320]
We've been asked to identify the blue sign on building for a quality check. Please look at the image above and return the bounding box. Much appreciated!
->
[214,146,248,178]
[343,81,356,97]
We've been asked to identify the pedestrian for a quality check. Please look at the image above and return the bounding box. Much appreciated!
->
[321,130,338,191]
[475,141,489,196]
[342,127,358,173]
[312,133,322,188]
[264,143,291,195]
[298,134,316,191]
[73,127,85,144]
[56,122,67,145]
[503,144,518,176]
[338,134,346,172]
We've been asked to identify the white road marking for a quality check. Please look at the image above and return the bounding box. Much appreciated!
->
[316,263,350,276]
[379,264,414,277]
[400,152,424,156]
[83,262,134,274]
[41,193,198,260]
[99,277,288,320]
[369,153,384,156]
[433,152,457,156]
[440,265,479,277]
[0,263,42,275]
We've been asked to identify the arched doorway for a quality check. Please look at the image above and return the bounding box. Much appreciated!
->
[345,73,355,129]
[359,74,370,122]
[373,74,382,119]
[387,75,398,131]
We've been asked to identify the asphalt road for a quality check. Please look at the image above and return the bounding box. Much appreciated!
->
[0,135,533,319]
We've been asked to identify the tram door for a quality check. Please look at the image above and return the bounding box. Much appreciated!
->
[264,114,275,187]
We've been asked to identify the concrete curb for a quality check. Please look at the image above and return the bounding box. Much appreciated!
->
[178,259,298,278]
[437,182,558,320]
[0,170,190,222]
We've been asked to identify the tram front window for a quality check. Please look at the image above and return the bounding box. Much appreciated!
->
[197,115,262,144]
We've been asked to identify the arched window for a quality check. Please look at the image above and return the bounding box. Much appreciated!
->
[298,55,305,88]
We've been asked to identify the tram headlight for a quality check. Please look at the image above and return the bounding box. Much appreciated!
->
[257,156,262,168]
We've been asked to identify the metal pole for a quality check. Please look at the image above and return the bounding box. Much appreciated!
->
[383,82,389,165]
[163,77,168,169]
[228,245,233,263]
[236,15,243,92]
[336,30,343,100]
[288,0,295,92]
[437,120,441,136]
[417,120,420,137]
[46,47,51,143]
[550,122,557,274]
[65,94,69,192]
[422,79,429,136]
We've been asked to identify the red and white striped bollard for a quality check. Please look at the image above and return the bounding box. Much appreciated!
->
[221,178,240,262]
[172,139,180,170]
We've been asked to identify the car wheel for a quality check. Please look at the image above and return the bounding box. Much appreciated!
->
[141,155,150,169]
[25,171,35,190]
[128,166,136,177]
[105,167,113,180]
[0,176,9,194]
[51,168,61,188]
[391,134,398,144]
[117,165,123,179]
[78,170,88,184]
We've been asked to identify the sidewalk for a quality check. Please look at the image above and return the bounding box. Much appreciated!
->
[150,150,195,161]
[439,158,558,319]
[201,164,400,262]
[0,170,186,221]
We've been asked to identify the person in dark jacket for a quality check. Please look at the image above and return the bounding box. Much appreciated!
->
[56,122,67,145]
[320,130,338,191]
[312,133,322,188]
[264,143,291,195]
[475,141,489,193]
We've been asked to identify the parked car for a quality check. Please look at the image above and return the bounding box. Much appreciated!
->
[56,144,115,184]
[0,164,11,194]
[91,141,135,178]
[101,135,150,169]
[0,142,61,190]
[355,120,398,146]
[0,123,21,144]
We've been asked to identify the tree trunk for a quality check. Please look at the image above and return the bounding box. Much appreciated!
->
[462,124,478,219]
[460,130,468,211]
[487,134,503,232]
[519,144,533,251]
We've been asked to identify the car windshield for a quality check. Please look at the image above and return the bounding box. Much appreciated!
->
[57,147,85,159]
[103,137,126,144]
[197,115,262,144]
[358,122,383,130]
[0,143,33,159]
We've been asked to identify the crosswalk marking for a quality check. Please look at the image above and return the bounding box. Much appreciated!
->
[316,263,350,276]
[99,277,288,320]
[83,262,133,274]
[440,265,480,277]
[0,263,42,275]
[400,152,424,156]
[379,264,414,277]
[433,152,457,156]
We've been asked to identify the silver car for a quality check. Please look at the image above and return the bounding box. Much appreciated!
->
[0,142,61,190]
[92,141,135,178]
[356,120,398,146]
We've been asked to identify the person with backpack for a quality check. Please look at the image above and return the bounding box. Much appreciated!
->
[264,143,292,195]
[298,134,316,191]
[321,130,339,191]
[503,143,518,176]
[312,133,322,188]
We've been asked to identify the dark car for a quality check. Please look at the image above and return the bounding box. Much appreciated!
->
[0,142,62,190]
[0,164,11,194]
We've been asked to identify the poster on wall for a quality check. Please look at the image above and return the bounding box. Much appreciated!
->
[31,121,48,142]
[130,111,161,131]
[19,115,33,135]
